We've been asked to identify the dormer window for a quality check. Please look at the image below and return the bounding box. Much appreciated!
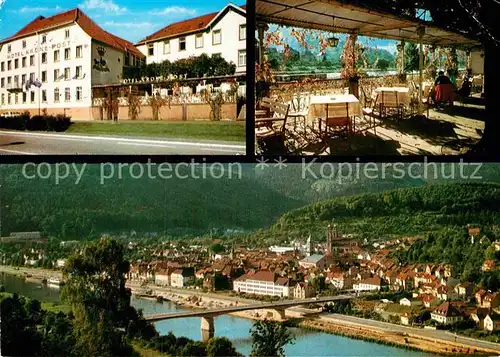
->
[148,44,154,56]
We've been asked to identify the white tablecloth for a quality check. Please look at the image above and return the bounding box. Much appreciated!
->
[374,87,411,106]
[307,94,361,123]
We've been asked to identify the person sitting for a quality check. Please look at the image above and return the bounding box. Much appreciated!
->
[456,69,472,98]
[434,70,452,86]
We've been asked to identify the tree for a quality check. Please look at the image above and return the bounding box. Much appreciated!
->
[404,42,420,72]
[62,238,148,357]
[377,58,391,71]
[250,320,295,357]
[210,243,224,254]
[206,337,242,357]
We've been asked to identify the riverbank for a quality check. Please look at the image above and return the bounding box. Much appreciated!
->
[2,266,497,355]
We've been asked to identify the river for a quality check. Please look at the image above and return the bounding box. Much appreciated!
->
[1,273,431,356]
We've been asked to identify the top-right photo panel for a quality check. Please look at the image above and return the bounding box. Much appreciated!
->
[254,0,494,156]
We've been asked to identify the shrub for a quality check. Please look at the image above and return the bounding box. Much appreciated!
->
[0,114,71,132]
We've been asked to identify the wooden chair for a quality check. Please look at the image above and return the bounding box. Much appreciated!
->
[361,86,378,136]
[319,102,351,138]
[287,94,309,130]
[255,100,289,154]
[255,97,273,118]
[379,90,403,122]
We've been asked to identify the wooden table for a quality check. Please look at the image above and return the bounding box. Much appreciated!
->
[374,87,411,106]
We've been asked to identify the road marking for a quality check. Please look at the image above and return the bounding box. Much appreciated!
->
[117,142,177,148]
[0,148,37,155]
[0,130,245,150]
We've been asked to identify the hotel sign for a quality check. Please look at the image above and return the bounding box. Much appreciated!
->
[120,74,189,84]
[6,42,88,59]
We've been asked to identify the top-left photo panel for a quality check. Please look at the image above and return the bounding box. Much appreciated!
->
[0,0,247,155]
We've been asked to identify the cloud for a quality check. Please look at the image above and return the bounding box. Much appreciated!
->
[155,6,196,16]
[103,21,154,29]
[80,0,127,14]
[18,6,62,13]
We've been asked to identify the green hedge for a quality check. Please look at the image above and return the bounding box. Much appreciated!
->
[0,114,71,132]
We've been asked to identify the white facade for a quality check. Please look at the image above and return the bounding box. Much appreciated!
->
[233,278,290,297]
[170,272,194,288]
[155,273,171,286]
[137,4,246,72]
[0,10,143,118]
[353,282,381,292]
[0,24,93,111]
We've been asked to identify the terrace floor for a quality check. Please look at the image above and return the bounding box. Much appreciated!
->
[276,94,485,156]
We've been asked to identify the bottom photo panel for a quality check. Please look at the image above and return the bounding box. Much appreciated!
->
[1,162,499,357]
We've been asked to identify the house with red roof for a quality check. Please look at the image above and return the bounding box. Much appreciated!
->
[430,301,463,325]
[136,3,246,72]
[0,8,144,118]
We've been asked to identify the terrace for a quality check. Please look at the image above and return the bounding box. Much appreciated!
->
[254,0,485,155]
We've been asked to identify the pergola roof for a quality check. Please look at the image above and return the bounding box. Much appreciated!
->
[256,0,481,47]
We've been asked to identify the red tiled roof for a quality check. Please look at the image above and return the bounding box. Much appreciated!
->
[433,301,462,317]
[1,8,144,58]
[136,4,245,45]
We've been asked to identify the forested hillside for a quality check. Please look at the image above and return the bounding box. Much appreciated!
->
[244,183,500,246]
[1,164,499,240]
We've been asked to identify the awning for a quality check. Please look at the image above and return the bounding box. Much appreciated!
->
[256,0,481,47]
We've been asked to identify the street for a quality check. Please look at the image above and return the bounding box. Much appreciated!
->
[0,131,246,155]
[323,314,500,353]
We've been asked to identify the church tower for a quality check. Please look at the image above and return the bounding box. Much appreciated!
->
[306,235,313,256]
[326,224,333,256]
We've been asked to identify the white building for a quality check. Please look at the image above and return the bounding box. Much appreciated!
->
[136,3,246,72]
[353,277,382,292]
[170,268,195,288]
[430,302,463,325]
[0,8,144,118]
[233,270,290,297]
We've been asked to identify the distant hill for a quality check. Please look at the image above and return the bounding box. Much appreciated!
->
[244,182,500,247]
[1,164,499,240]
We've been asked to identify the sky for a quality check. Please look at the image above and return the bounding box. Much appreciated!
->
[0,0,242,43]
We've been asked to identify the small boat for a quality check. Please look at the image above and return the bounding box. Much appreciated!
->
[47,278,64,285]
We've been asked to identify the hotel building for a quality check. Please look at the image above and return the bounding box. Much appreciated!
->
[0,8,144,118]
[233,270,290,297]
[136,3,246,72]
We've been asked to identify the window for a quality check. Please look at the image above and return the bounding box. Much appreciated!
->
[30,73,35,82]
[195,34,203,48]
[7,61,11,70]
[1,62,4,71]
[179,37,186,51]
[238,49,246,67]
[54,69,60,81]
[7,45,11,53]
[64,48,70,60]
[42,90,47,103]
[76,45,82,58]
[15,93,18,104]
[22,57,26,67]
[0,78,3,88]
[64,68,70,80]
[239,24,246,40]
[30,55,35,66]
[14,59,18,69]
[54,88,60,102]
[41,71,47,83]
[22,74,26,84]
[42,35,47,44]
[22,92,26,103]
[22,40,27,49]
[212,29,221,45]
[30,91,35,103]
[65,88,70,102]
[1,94,4,105]
[54,50,60,62]
[76,66,82,79]
[7,77,11,86]
[148,44,154,56]
[65,29,70,39]
[7,93,11,105]
[163,40,170,54]
[42,52,47,64]
[76,87,82,101]
[14,75,18,87]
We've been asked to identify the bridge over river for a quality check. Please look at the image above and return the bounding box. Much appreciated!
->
[144,295,353,341]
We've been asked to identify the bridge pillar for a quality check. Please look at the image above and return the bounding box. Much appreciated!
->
[274,308,286,321]
[201,316,215,342]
